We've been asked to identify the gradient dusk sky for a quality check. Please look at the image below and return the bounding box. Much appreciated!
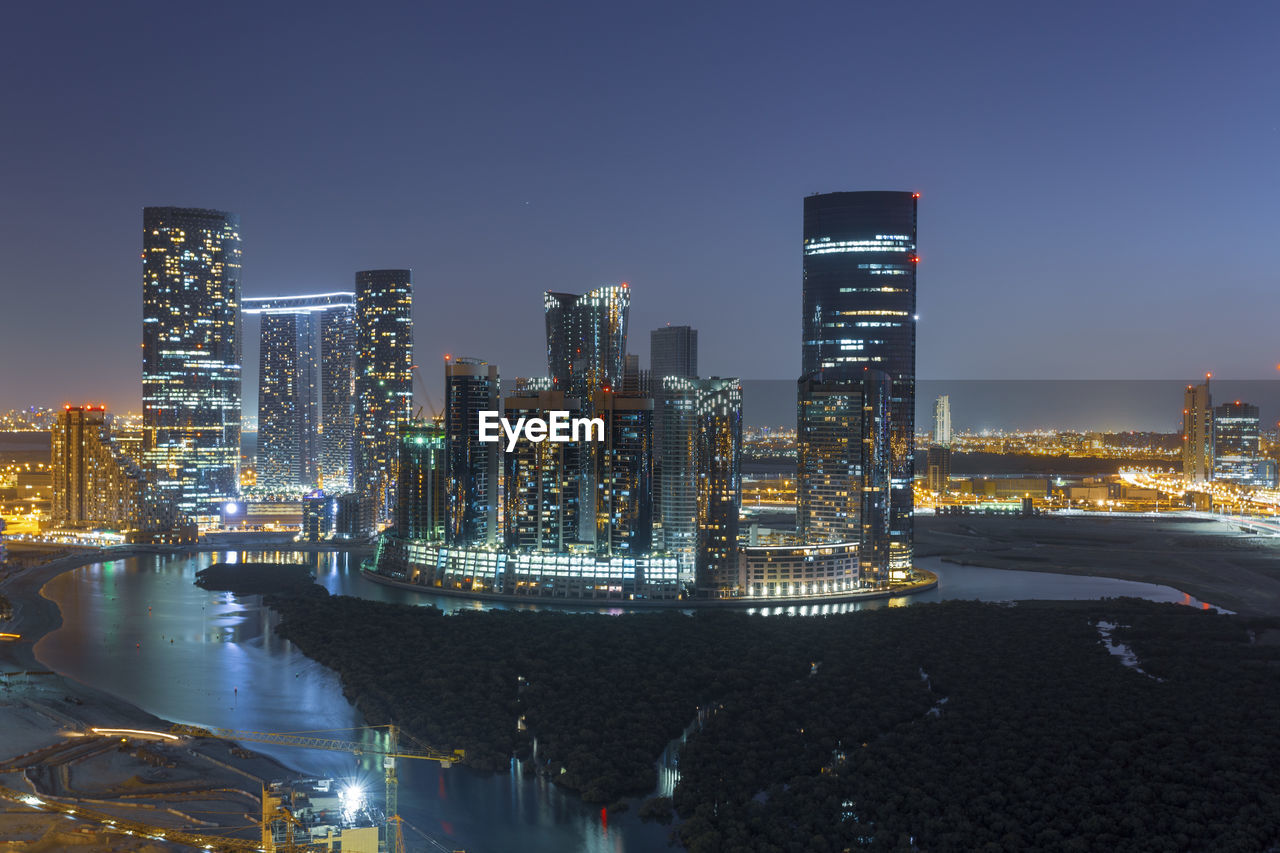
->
[2,0,1278,413]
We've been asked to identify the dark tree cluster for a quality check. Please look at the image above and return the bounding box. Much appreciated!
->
[267,590,1280,851]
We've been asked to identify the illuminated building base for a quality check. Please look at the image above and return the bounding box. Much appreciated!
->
[367,537,683,600]
[366,537,906,602]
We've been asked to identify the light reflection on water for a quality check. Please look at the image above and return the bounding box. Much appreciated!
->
[36,551,671,853]
[34,549,1220,852]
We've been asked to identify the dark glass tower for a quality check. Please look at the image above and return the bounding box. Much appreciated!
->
[650,325,698,380]
[593,392,653,557]
[142,206,242,520]
[354,269,413,529]
[801,191,916,574]
[396,420,447,541]
[1213,401,1260,483]
[544,285,630,399]
[244,293,356,493]
[445,357,500,547]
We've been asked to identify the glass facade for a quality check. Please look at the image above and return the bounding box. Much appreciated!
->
[502,390,583,552]
[544,285,630,400]
[654,377,742,589]
[796,371,892,583]
[354,269,413,528]
[142,206,242,520]
[650,325,697,380]
[396,420,447,541]
[593,393,653,557]
[1213,401,1261,484]
[445,358,500,547]
[802,192,916,573]
[370,540,681,600]
[244,293,356,493]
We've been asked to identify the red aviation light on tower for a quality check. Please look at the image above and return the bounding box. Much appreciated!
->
[912,192,921,199]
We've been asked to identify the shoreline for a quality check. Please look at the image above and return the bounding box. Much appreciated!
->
[0,543,367,850]
[914,514,1280,617]
[359,564,940,608]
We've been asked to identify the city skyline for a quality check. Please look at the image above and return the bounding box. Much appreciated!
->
[5,2,1280,416]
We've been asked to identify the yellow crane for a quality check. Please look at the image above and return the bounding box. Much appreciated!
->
[171,723,464,853]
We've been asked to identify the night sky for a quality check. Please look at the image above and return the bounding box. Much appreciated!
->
[2,1,1278,415]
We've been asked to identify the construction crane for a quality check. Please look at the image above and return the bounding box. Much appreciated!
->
[411,363,442,425]
[172,723,464,853]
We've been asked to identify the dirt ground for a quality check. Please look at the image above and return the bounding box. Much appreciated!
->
[916,513,1280,617]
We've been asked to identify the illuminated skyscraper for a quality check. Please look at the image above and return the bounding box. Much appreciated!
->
[1213,401,1261,484]
[52,405,178,533]
[544,285,630,399]
[933,394,951,446]
[692,379,742,595]
[396,420,447,541]
[593,392,653,557]
[545,284,632,543]
[354,269,413,528]
[445,357,500,547]
[656,376,741,583]
[797,371,892,582]
[650,325,697,380]
[802,192,916,573]
[142,206,242,519]
[502,389,583,552]
[1182,375,1213,484]
[244,293,356,493]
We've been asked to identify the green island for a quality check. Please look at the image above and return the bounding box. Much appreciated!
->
[267,589,1280,851]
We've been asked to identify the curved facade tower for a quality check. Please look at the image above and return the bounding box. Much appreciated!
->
[544,285,630,399]
[801,191,917,576]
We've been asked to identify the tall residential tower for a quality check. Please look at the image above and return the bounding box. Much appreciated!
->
[354,269,413,528]
[1182,375,1213,484]
[445,357,500,547]
[142,206,242,520]
[801,191,917,575]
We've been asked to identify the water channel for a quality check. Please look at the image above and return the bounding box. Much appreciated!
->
[34,550,1221,852]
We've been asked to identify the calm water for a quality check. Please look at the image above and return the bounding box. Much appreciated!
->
[34,550,1221,852]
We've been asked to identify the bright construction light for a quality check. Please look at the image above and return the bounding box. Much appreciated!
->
[224,502,239,515]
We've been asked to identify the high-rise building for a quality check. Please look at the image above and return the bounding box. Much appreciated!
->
[544,285,630,399]
[445,357,500,547]
[797,371,892,582]
[622,354,647,396]
[52,405,179,533]
[934,395,951,446]
[244,293,356,493]
[142,206,242,520]
[650,325,698,380]
[396,420,447,541]
[353,269,413,529]
[692,379,742,595]
[802,191,917,573]
[926,445,952,494]
[502,390,583,552]
[1213,401,1261,484]
[656,376,741,582]
[1182,375,1213,483]
[593,392,653,557]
